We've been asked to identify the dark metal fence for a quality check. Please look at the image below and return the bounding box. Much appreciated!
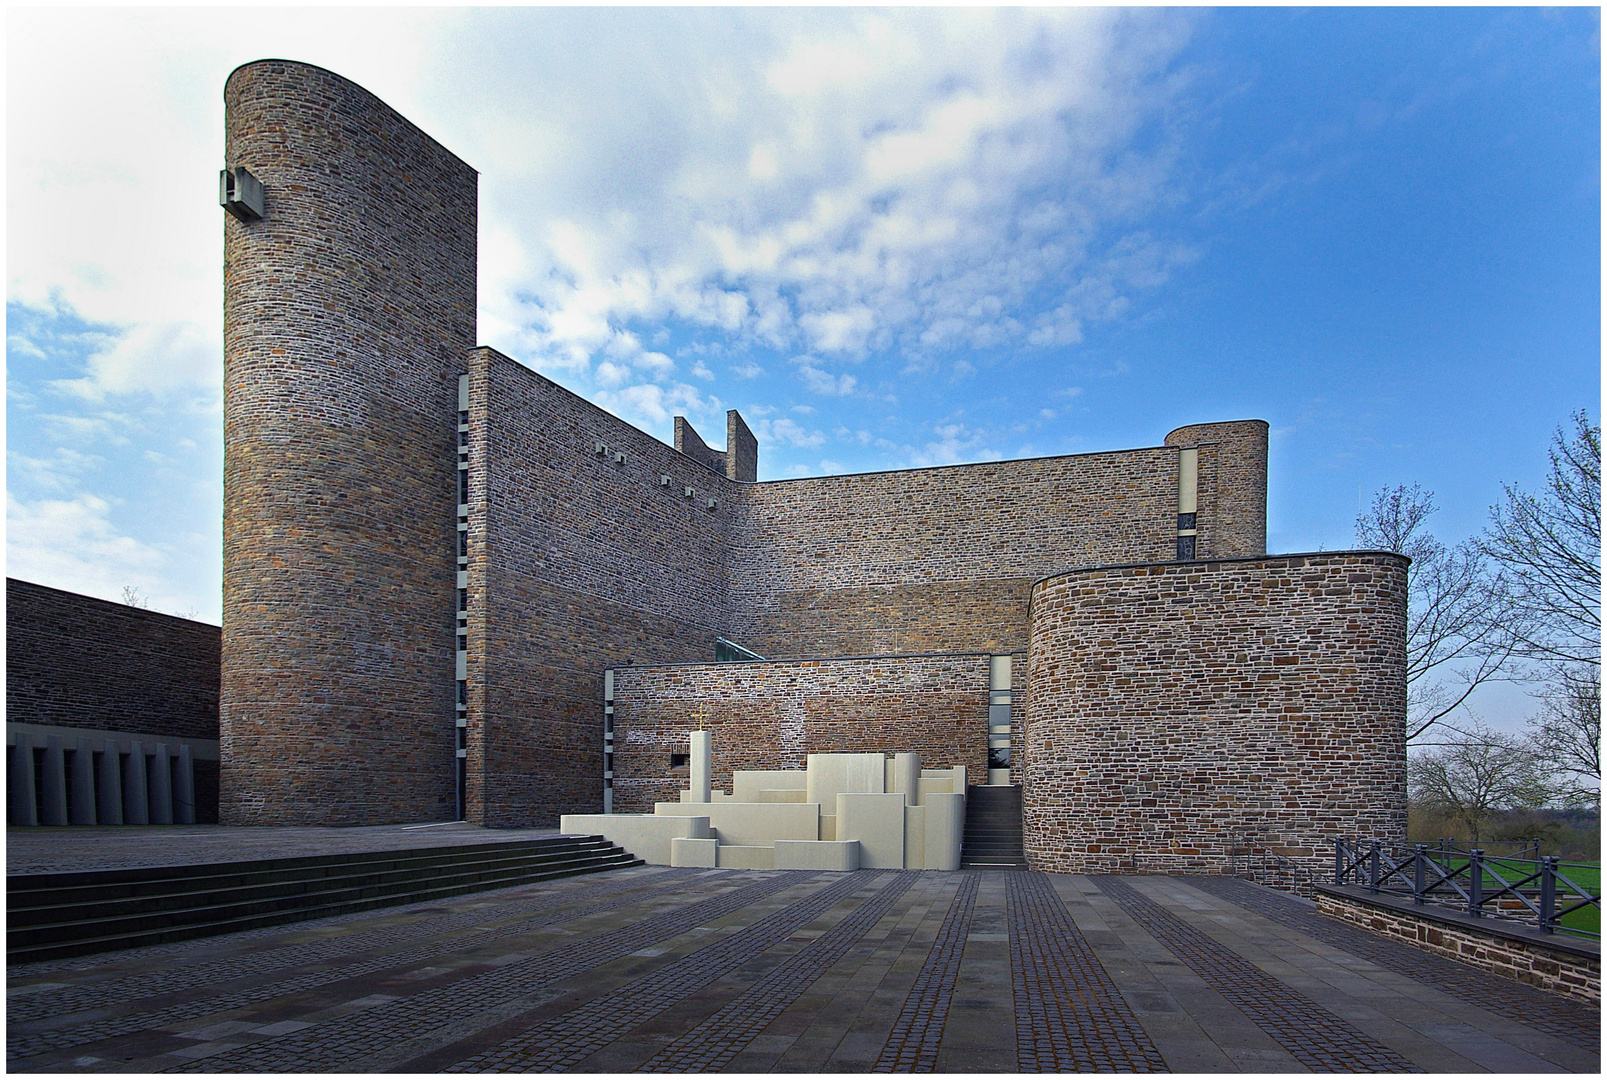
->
[1333,838,1601,939]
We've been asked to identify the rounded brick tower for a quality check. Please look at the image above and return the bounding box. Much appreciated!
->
[221,60,477,824]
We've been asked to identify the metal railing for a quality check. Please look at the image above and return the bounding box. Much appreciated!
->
[1334,838,1600,939]
[1230,833,1317,898]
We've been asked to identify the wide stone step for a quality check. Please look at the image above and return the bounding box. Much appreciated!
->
[6,836,639,964]
[8,842,617,927]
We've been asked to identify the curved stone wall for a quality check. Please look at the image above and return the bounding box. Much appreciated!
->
[1165,420,1268,559]
[221,60,477,824]
[1022,552,1408,876]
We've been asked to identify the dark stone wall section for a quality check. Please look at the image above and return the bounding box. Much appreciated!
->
[6,579,221,741]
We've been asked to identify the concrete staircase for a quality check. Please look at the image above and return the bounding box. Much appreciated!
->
[961,785,1027,869]
[6,834,639,964]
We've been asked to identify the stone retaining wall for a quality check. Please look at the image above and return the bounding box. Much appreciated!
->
[1315,885,1600,1004]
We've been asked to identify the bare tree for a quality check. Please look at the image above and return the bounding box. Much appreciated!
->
[120,585,149,609]
[1356,485,1514,741]
[1482,411,1601,669]
[1530,666,1601,810]
[1409,722,1551,843]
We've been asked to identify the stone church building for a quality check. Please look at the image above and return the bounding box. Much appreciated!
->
[213,59,1407,876]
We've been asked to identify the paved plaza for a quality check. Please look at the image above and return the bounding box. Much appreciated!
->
[7,861,1599,1073]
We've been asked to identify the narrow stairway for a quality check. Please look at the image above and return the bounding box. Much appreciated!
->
[961,785,1027,869]
[7,834,638,964]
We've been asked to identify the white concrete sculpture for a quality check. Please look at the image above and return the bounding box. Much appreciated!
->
[560,736,967,871]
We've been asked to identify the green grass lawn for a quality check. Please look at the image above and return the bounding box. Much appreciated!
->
[1426,857,1600,938]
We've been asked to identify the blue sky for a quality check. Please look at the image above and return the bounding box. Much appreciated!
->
[7,7,1600,675]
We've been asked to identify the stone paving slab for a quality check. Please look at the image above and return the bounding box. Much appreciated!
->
[6,866,1598,1073]
[7,822,563,875]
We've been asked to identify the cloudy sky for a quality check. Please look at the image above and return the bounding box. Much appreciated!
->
[7,7,1599,652]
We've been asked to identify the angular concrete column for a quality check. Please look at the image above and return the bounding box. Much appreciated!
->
[123,742,150,825]
[689,730,712,804]
[69,737,98,825]
[39,736,69,826]
[149,744,174,825]
[9,733,38,826]
[97,739,124,825]
[174,744,197,825]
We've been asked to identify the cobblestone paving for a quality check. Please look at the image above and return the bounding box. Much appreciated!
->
[1097,876,1424,1072]
[7,864,1597,1074]
[637,872,918,1072]
[167,870,811,1071]
[1187,875,1601,1053]
[450,871,892,1071]
[870,873,978,1072]
[1010,871,1168,1072]
[6,868,702,1060]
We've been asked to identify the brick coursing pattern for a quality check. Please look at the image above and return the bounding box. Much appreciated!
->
[610,654,991,813]
[221,60,475,825]
[7,579,220,743]
[1315,891,1601,1005]
[1022,552,1408,878]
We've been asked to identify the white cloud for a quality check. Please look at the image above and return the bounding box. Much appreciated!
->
[48,320,219,403]
[907,420,1000,468]
[456,8,1196,380]
[794,358,858,397]
[6,493,166,606]
[732,361,765,379]
[593,381,715,433]
[756,416,826,449]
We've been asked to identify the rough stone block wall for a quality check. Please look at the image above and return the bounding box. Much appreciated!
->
[1316,891,1600,1004]
[470,349,738,826]
[221,59,475,825]
[6,579,221,742]
[1023,552,1408,878]
[610,654,991,813]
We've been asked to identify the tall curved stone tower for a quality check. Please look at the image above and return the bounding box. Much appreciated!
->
[221,60,477,824]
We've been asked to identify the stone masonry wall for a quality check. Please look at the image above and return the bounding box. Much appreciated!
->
[1023,552,1408,877]
[610,654,991,813]
[727,450,1178,659]
[221,60,475,825]
[469,349,739,826]
[1165,420,1268,560]
[7,579,220,741]
[1316,889,1600,1005]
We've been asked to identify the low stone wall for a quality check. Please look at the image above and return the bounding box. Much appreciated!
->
[1314,884,1600,1005]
